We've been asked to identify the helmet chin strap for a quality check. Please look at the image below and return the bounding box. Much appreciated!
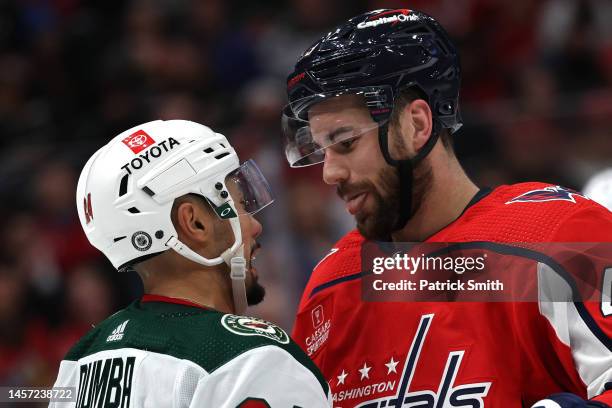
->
[228,256,247,314]
[377,122,440,233]
[222,217,248,315]
[166,208,249,315]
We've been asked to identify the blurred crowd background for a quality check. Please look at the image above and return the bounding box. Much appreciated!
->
[0,0,611,391]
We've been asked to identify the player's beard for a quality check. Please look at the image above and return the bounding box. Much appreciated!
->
[223,257,266,306]
[339,152,432,241]
[341,166,399,241]
[246,274,265,306]
[245,244,265,306]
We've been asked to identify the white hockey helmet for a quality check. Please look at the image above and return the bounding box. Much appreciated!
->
[76,119,273,312]
[583,168,612,211]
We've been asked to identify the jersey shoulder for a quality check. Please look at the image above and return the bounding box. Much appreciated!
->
[433,182,612,242]
[64,306,131,361]
[63,300,327,391]
[303,229,365,296]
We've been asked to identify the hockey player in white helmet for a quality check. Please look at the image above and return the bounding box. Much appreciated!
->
[583,168,612,211]
[50,120,331,407]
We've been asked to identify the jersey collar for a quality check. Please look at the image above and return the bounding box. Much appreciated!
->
[461,187,492,215]
[141,294,211,310]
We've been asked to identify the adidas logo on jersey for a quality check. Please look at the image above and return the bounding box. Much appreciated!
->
[107,320,129,342]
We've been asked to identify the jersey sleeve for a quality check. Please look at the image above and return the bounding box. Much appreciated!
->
[542,205,612,402]
[191,345,331,407]
[48,360,79,408]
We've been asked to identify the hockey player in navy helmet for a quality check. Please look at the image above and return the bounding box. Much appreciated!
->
[282,9,612,407]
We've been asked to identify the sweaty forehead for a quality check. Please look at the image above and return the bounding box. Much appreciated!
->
[308,94,374,129]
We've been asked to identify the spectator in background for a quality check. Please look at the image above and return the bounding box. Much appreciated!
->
[285,181,347,289]
[34,161,99,273]
[0,256,52,386]
[255,0,346,80]
[51,262,116,365]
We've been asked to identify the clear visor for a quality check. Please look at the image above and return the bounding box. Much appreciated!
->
[282,88,392,167]
[215,159,274,218]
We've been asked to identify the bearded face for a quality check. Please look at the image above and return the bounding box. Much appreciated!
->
[337,145,432,241]
[308,94,432,241]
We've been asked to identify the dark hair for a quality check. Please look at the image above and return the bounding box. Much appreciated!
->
[389,88,454,152]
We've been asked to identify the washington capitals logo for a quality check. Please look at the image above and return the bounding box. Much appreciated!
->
[353,315,490,408]
[506,186,586,205]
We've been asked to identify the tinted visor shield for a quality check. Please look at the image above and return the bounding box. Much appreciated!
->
[224,159,274,216]
[282,88,393,167]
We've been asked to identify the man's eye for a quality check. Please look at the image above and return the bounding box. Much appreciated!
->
[339,138,356,150]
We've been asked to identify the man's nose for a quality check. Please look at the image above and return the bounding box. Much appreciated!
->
[322,150,349,185]
[250,215,263,239]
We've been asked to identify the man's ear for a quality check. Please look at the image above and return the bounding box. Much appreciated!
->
[404,99,433,153]
[174,198,210,244]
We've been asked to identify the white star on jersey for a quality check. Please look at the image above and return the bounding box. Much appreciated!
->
[359,362,371,380]
[337,370,348,385]
[385,357,399,374]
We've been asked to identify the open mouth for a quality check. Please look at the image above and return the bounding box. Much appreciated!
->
[249,244,261,278]
[345,192,368,215]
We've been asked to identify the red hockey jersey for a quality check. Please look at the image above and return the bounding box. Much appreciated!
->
[292,182,612,407]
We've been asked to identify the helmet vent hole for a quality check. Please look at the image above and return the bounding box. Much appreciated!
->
[220,143,226,148]
[310,51,373,81]
[127,207,140,214]
[442,67,456,79]
[435,39,450,56]
[215,152,230,160]
[113,236,126,242]
[329,25,353,41]
[391,26,428,38]
[119,174,129,197]
[341,66,362,75]
[312,65,363,81]
[142,186,155,197]
[204,147,214,153]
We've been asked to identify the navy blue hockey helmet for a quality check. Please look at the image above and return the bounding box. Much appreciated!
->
[281,9,462,234]
[282,8,461,168]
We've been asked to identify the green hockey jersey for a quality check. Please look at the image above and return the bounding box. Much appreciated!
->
[49,295,331,407]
